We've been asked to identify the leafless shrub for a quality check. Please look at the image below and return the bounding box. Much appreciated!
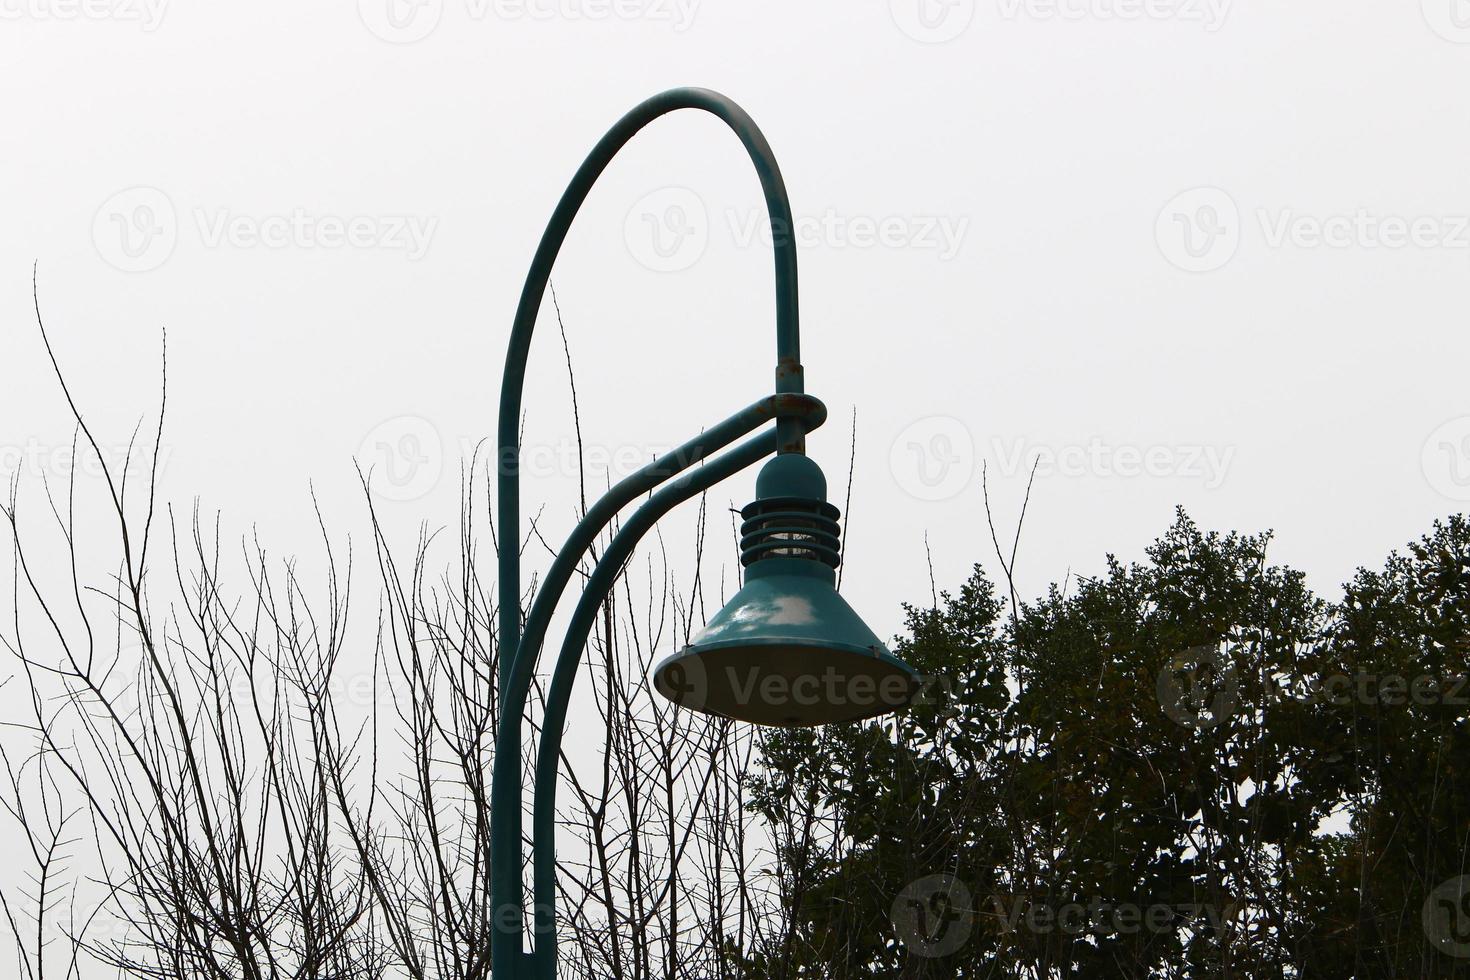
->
[1,290,786,979]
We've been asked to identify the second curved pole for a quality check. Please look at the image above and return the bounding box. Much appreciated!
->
[528,400,827,979]
[491,395,803,978]
[493,88,805,979]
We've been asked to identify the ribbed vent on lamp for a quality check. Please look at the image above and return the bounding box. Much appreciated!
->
[739,496,842,569]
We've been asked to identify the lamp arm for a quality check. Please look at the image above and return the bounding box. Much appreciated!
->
[499,86,804,693]
[490,394,822,978]
[494,87,804,980]
[527,405,827,978]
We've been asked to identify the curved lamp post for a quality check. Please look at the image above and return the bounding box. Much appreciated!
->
[491,87,920,980]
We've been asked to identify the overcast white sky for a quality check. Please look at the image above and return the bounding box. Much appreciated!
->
[2,0,1468,674]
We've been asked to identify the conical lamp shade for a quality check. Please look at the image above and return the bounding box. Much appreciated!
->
[652,454,920,727]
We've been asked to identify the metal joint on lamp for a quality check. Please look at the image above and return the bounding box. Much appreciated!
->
[654,453,921,727]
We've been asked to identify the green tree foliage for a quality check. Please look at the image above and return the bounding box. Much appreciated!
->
[737,511,1470,979]
[1299,514,1470,977]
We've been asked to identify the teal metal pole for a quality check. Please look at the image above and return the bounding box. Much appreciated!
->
[492,88,804,979]
[493,398,800,975]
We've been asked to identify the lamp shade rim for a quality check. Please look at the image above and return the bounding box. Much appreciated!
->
[671,635,907,668]
[651,640,923,727]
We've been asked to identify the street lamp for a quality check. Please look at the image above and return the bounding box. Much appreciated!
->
[490,87,920,980]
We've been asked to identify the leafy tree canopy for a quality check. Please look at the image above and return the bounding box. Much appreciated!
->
[739,511,1470,980]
